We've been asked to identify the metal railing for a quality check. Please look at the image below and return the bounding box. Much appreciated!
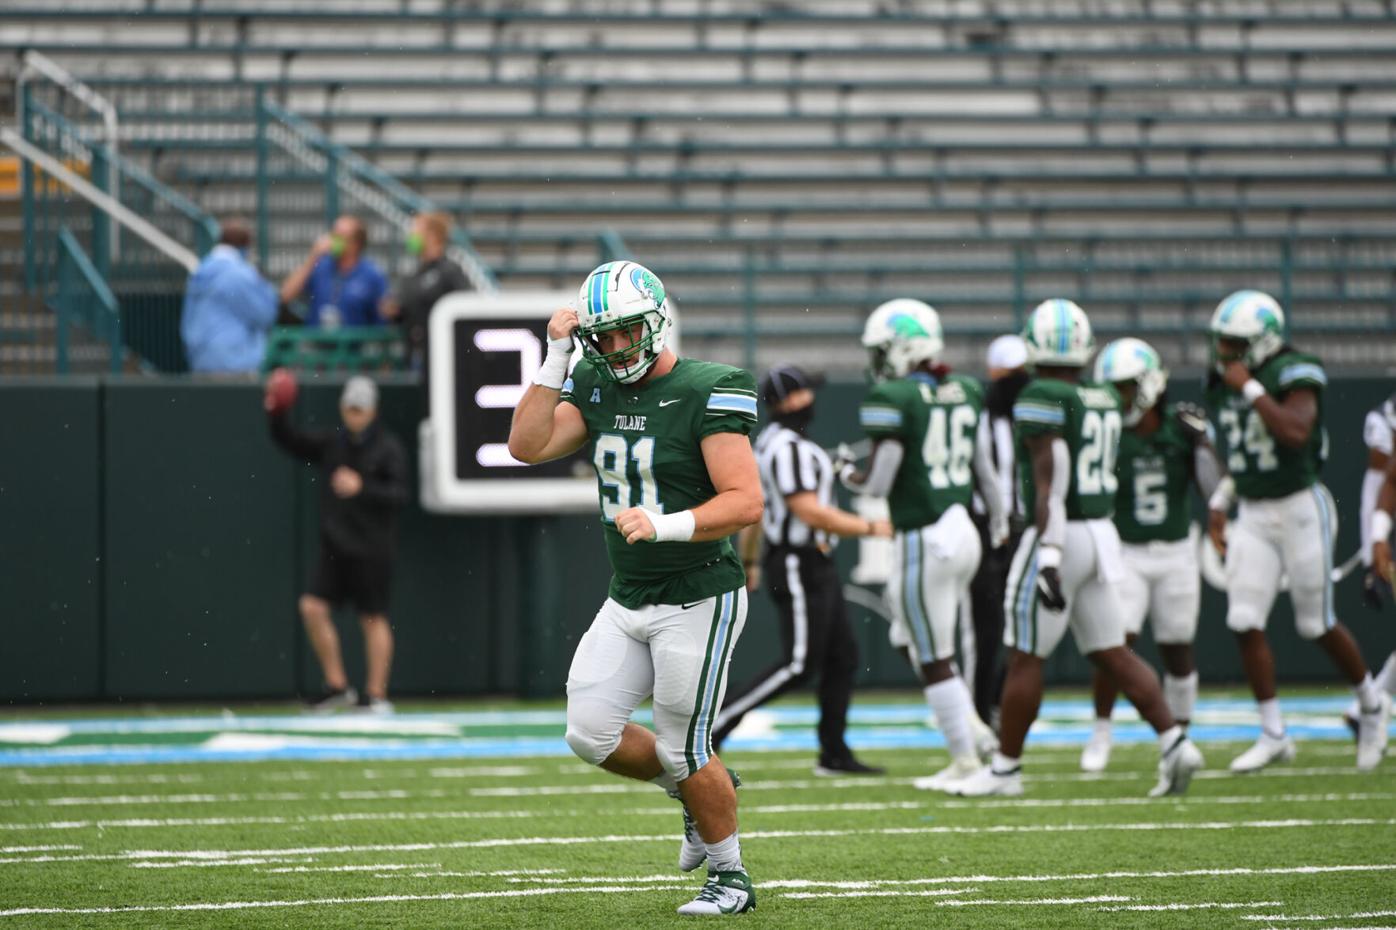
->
[256,90,497,295]
[261,326,407,373]
[54,228,121,374]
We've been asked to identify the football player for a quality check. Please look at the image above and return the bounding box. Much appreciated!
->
[508,261,761,915]
[1362,446,1396,727]
[1081,338,1224,772]
[1205,290,1391,772]
[839,299,1009,792]
[955,299,1204,798]
[1345,393,1396,733]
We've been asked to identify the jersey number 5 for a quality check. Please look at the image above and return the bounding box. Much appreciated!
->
[921,405,977,489]
[1077,409,1121,496]
[594,434,662,522]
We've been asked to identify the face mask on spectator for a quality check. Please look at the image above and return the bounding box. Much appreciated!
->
[329,235,347,258]
[405,232,424,256]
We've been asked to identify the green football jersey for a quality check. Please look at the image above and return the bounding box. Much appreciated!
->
[1206,350,1326,500]
[1114,404,1197,544]
[561,357,758,609]
[1013,378,1122,521]
[859,372,985,531]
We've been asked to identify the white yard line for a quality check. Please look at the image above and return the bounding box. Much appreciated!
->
[761,863,1396,890]
[0,884,696,918]
[0,845,80,853]
[2,823,1390,866]
[1098,901,1285,912]
[781,888,980,899]
[0,788,451,808]
[941,895,1131,906]
[1242,911,1396,922]
[937,792,1393,809]
[261,865,564,876]
[12,772,205,786]
[130,857,311,869]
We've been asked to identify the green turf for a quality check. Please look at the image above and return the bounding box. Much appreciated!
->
[0,701,1393,929]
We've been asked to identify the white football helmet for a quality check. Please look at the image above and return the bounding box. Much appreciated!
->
[861,298,945,380]
[574,261,672,384]
[1095,337,1169,426]
[1209,289,1285,371]
[1023,298,1095,367]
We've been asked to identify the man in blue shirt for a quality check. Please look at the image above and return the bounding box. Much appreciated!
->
[181,218,279,373]
[279,214,388,329]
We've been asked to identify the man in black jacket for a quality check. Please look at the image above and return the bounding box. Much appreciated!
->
[267,374,408,713]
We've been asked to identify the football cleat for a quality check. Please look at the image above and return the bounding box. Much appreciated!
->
[1229,732,1296,773]
[305,687,358,714]
[1080,727,1113,773]
[970,714,998,762]
[912,755,982,793]
[1150,735,1204,797]
[1356,692,1391,771]
[950,763,1024,797]
[676,870,756,916]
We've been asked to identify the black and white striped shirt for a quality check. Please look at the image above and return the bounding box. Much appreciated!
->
[754,422,835,550]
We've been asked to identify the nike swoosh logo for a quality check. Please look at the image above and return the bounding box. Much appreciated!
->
[680,602,706,610]
[658,399,682,407]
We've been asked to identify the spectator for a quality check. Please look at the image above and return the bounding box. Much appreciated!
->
[279,215,389,330]
[266,374,408,713]
[381,211,469,376]
[180,218,278,373]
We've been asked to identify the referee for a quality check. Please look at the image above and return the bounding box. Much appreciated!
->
[711,366,892,775]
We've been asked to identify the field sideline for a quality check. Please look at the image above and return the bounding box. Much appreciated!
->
[0,691,1392,929]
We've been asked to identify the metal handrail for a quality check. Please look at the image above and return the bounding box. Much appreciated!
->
[54,226,121,374]
[17,50,120,264]
[260,97,498,294]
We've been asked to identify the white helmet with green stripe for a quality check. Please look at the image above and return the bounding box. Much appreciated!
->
[1209,289,1285,371]
[861,298,945,380]
[1023,298,1095,367]
[1095,337,1168,426]
[575,260,671,384]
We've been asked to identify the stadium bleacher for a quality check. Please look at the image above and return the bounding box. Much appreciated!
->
[3,1,1396,372]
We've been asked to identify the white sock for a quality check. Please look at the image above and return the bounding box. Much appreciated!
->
[1163,672,1199,723]
[1377,653,1396,696]
[991,750,1020,774]
[1355,673,1382,715]
[1157,724,1183,755]
[1258,698,1284,738]
[1092,717,1113,741]
[924,678,976,761]
[651,771,678,796]
[705,832,743,872]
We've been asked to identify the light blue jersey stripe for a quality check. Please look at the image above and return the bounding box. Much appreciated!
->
[707,400,758,417]
[1314,487,1336,630]
[1014,403,1066,425]
[1279,364,1327,387]
[903,531,933,661]
[1056,299,1070,354]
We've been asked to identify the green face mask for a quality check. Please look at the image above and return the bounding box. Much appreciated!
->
[404,232,424,256]
[328,235,346,258]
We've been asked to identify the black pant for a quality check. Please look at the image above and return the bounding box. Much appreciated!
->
[712,546,859,759]
[965,513,1020,722]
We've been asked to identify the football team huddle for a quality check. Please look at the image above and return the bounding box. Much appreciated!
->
[508,262,1394,916]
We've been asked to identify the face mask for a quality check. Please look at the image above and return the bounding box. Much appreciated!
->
[328,235,347,258]
[775,404,815,434]
[404,232,424,256]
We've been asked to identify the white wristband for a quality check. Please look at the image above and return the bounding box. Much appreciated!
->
[1241,379,1267,405]
[1037,544,1062,569]
[648,509,696,543]
[1208,475,1236,513]
[533,336,574,390]
[1373,510,1394,546]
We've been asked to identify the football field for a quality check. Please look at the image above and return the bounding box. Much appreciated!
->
[0,693,1393,929]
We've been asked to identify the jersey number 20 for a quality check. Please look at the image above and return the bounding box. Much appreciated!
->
[1077,410,1122,495]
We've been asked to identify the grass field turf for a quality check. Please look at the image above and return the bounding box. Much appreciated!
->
[0,696,1392,929]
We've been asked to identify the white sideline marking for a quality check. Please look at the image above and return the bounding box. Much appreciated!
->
[131,857,310,869]
[782,888,980,899]
[263,866,564,876]
[0,845,80,853]
[940,896,1131,906]
[762,863,1396,890]
[507,874,697,885]
[3,825,1391,866]
[0,884,695,918]
[0,788,448,808]
[0,810,547,831]
[1241,911,1396,922]
[938,792,1393,810]
[13,772,204,786]
[1098,901,1284,912]
[0,724,69,744]
[423,766,539,778]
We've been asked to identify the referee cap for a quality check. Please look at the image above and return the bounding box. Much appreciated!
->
[760,365,826,406]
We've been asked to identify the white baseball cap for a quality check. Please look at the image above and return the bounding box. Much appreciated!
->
[986,334,1029,371]
[340,375,379,411]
